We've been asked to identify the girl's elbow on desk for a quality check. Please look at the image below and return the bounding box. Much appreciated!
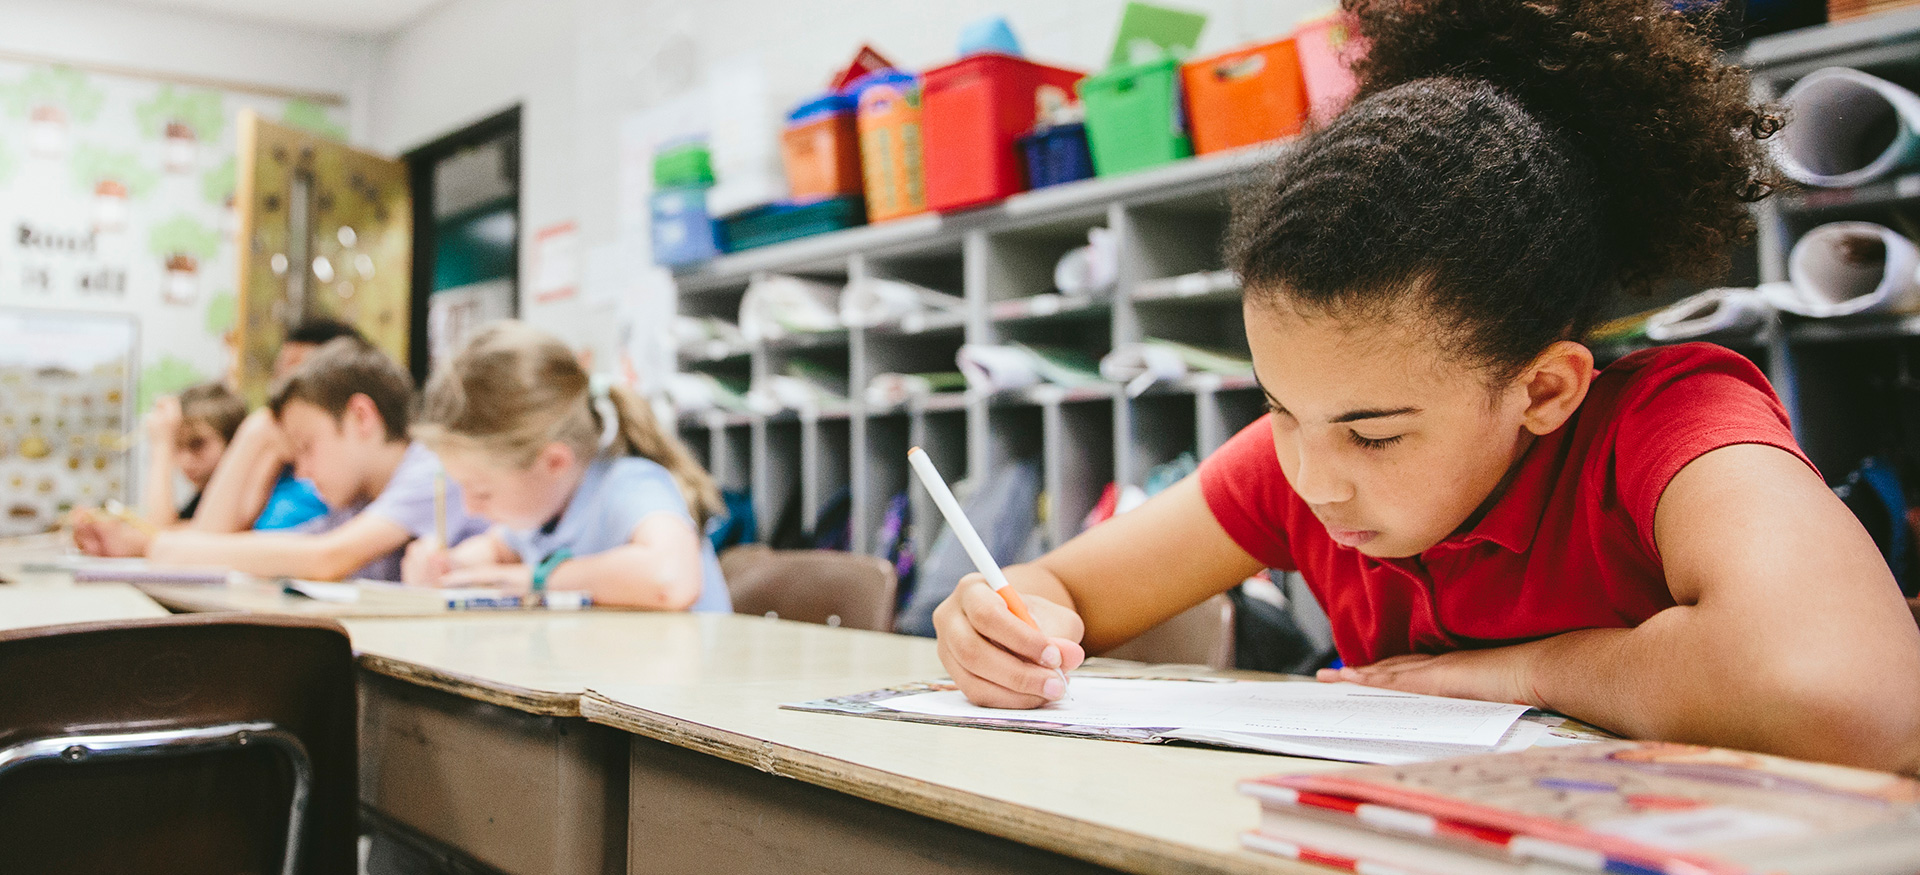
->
[1626,643,1920,774]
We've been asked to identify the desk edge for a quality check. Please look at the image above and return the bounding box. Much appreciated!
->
[356,653,582,717]
[579,692,1318,875]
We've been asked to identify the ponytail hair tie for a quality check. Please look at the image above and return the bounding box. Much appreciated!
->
[588,373,619,452]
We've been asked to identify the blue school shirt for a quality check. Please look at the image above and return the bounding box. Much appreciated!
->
[253,466,329,530]
[500,456,731,612]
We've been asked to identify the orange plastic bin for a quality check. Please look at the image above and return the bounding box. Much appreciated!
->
[1182,38,1309,156]
[855,69,927,222]
[782,93,864,200]
[922,53,1084,212]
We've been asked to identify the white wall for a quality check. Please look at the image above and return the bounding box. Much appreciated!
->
[369,0,1333,354]
[366,0,587,342]
[0,0,377,141]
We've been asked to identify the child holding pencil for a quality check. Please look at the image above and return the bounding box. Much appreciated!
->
[933,0,1920,773]
[401,321,731,612]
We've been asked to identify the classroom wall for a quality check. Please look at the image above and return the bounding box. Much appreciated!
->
[0,0,376,141]
[367,0,1335,361]
[0,0,369,410]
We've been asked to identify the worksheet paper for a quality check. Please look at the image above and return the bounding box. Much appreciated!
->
[1164,718,1551,766]
[875,679,1530,748]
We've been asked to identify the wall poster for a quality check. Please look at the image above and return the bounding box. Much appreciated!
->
[0,60,351,411]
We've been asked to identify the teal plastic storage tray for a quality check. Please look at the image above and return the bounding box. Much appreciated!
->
[718,197,866,252]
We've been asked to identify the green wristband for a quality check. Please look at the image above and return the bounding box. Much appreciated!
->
[532,548,573,593]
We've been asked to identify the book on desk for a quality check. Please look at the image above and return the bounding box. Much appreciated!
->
[1237,739,1920,875]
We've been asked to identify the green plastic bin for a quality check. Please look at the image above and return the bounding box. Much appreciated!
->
[654,141,715,189]
[1077,57,1192,177]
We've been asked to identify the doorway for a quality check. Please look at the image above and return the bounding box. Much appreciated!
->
[405,106,521,383]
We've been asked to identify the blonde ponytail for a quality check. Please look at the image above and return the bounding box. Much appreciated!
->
[416,321,721,525]
[604,383,721,524]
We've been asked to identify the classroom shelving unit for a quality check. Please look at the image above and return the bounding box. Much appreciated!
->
[1738,9,1920,483]
[672,6,1920,563]
[672,145,1280,558]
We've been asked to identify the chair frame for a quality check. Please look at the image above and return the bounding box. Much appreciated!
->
[0,720,313,875]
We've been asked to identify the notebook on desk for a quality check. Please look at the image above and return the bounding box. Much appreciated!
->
[786,677,1615,765]
[1237,740,1920,875]
[60,559,234,585]
[282,579,591,610]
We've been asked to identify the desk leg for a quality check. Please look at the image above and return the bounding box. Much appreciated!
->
[624,734,1123,875]
[359,672,628,875]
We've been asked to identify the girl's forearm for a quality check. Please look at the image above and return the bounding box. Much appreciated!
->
[141,445,180,526]
[1528,611,1920,773]
[191,413,289,532]
[1003,562,1078,612]
[548,543,701,610]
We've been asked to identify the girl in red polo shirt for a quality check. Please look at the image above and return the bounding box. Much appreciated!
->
[933,0,1920,772]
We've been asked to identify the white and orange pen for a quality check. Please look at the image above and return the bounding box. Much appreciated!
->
[907,446,1067,686]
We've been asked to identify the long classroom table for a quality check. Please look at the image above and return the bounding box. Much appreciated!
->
[342,612,1341,875]
[337,612,956,875]
[122,572,1347,875]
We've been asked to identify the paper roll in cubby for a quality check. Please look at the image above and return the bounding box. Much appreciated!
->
[1644,288,1774,342]
[1765,221,1920,318]
[1776,67,1920,189]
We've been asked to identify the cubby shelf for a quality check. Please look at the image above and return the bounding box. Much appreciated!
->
[671,146,1279,554]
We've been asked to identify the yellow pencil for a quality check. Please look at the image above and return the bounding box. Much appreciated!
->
[102,499,157,535]
[433,472,448,547]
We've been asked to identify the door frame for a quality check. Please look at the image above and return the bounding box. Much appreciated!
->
[403,104,522,383]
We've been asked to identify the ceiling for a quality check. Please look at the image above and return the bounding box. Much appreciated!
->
[108,0,448,35]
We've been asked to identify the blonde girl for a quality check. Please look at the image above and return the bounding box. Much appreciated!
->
[402,321,730,611]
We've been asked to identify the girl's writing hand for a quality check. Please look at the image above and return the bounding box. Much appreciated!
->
[1316,644,1549,709]
[400,537,450,586]
[70,508,152,558]
[438,563,533,594]
[933,573,1087,710]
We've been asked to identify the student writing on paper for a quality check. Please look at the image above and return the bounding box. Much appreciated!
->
[188,317,367,534]
[74,338,489,580]
[933,0,1920,773]
[400,321,731,612]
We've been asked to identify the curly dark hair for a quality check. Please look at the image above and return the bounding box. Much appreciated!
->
[1225,0,1781,377]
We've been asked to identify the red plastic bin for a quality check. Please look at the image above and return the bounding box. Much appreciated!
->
[922,53,1085,212]
[1295,13,1364,124]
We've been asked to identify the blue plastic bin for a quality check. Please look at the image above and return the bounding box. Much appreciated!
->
[651,186,721,267]
[1018,122,1095,189]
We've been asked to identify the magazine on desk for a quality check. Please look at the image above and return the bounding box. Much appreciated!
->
[784,676,1615,765]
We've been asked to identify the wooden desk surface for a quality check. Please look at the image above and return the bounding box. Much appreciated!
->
[0,582,170,631]
[138,579,464,618]
[0,532,81,586]
[584,675,1341,875]
[341,612,948,716]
